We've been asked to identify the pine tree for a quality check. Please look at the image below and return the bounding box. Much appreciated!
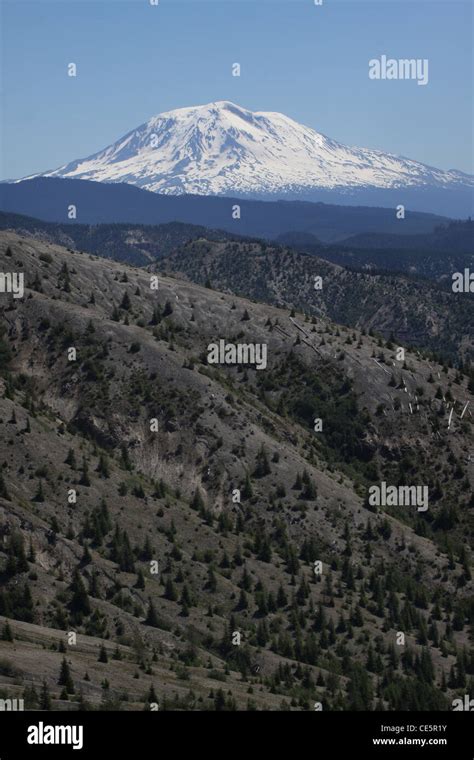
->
[69,568,91,620]
[39,680,52,710]
[111,528,135,572]
[32,480,45,502]
[347,662,374,710]
[98,644,108,663]
[254,446,271,477]
[277,584,288,608]
[5,531,28,576]
[64,448,76,468]
[141,535,153,561]
[164,578,178,601]
[146,684,158,705]
[149,306,161,326]
[145,599,160,628]
[190,488,205,512]
[162,300,173,317]
[87,572,100,601]
[293,472,303,490]
[302,477,317,500]
[0,471,10,500]
[135,568,145,589]
[236,589,248,610]
[120,445,132,471]
[120,292,131,310]
[58,657,75,694]
[81,543,92,566]
[23,684,39,709]
[79,456,91,486]
[96,453,110,478]
[180,585,192,607]
[1,620,13,641]
[241,472,253,499]
[58,262,71,292]
[207,565,217,592]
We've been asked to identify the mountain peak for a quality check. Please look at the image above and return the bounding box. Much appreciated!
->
[28,102,473,200]
[208,100,241,108]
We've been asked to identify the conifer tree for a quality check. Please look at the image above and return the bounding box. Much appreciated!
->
[1,620,13,641]
[69,568,91,620]
[0,471,10,500]
[58,657,75,694]
[145,598,160,628]
[98,644,108,663]
[39,680,52,710]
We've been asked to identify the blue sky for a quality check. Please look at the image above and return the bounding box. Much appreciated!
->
[1,0,472,179]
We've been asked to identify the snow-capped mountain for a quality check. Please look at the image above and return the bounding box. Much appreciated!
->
[29,101,472,199]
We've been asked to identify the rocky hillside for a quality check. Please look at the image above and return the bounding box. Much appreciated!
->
[0,232,472,711]
[0,211,244,267]
[159,238,474,363]
[278,221,474,282]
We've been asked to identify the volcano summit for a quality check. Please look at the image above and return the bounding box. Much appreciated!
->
[25,101,473,214]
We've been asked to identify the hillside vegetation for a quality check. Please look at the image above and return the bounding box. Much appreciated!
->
[0,232,472,711]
